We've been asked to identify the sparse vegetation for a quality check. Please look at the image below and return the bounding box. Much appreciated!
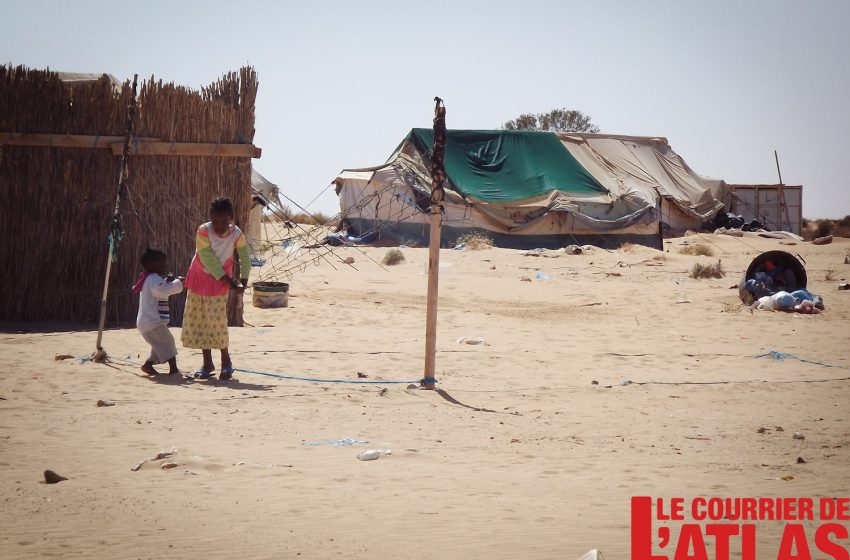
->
[802,215,850,241]
[825,268,838,281]
[679,244,714,257]
[455,231,493,250]
[652,254,666,261]
[382,249,406,266]
[266,204,332,226]
[721,303,744,313]
[690,259,725,279]
[619,242,636,253]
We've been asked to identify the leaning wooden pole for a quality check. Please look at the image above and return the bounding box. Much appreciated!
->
[421,97,447,389]
[94,75,138,361]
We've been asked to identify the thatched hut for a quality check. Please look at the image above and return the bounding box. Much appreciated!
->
[0,64,261,326]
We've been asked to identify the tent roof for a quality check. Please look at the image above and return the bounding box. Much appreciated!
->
[407,128,607,202]
[251,168,278,201]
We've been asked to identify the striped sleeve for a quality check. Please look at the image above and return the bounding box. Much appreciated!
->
[196,226,226,279]
[235,228,251,279]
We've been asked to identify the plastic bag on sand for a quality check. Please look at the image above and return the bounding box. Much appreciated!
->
[357,449,391,461]
[577,550,604,560]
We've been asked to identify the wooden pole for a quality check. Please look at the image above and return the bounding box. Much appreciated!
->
[94,75,138,361]
[422,97,447,389]
[774,150,792,231]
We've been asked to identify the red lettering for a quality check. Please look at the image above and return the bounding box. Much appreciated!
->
[706,524,739,560]
[692,497,707,521]
[837,498,850,521]
[778,524,812,560]
[742,498,756,521]
[783,499,797,520]
[798,498,814,521]
[823,498,836,520]
[760,498,776,521]
[815,523,849,560]
[672,498,685,520]
[675,524,708,560]
[742,524,756,560]
[632,497,668,560]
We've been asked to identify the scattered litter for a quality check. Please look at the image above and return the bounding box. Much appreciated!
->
[839,283,849,291]
[775,426,784,432]
[781,475,794,481]
[591,380,599,385]
[250,257,266,267]
[54,354,74,361]
[378,388,388,396]
[456,336,487,345]
[96,399,115,407]
[812,235,833,245]
[357,449,391,461]
[131,447,177,471]
[619,380,632,386]
[161,462,178,470]
[796,456,806,464]
[675,294,691,304]
[714,227,744,237]
[510,438,521,443]
[793,432,805,440]
[757,427,768,434]
[356,372,369,378]
[563,245,583,255]
[43,469,68,484]
[755,350,847,369]
[535,272,550,280]
[453,242,466,251]
[577,549,605,560]
[343,256,355,264]
[303,438,369,447]
[521,276,532,282]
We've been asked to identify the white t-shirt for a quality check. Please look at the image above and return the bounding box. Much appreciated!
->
[137,273,184,332]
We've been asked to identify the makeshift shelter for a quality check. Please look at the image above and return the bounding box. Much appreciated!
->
[0,64,260,325]
[334,129,730,249]
[248,168,280,259]
[729,184,802,234]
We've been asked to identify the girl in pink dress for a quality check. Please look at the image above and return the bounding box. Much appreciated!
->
[181,197,250,380]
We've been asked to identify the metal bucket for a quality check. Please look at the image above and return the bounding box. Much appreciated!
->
[252,281,289,309]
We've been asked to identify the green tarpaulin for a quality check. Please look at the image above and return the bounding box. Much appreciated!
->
[407,129,607,202]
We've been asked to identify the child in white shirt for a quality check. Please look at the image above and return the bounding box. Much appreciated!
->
[133,248,184,375]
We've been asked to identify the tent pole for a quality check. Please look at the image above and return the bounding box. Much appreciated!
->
[94,236,115,353]
[422,205,441,389]
[93,74,138,361]
[421,97,447,390]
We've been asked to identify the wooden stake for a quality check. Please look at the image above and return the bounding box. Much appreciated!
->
[422,97,447,389]
[422,204,441,389]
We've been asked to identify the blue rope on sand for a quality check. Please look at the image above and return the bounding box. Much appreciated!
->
[755,350,848,369]
[234,367,423,385]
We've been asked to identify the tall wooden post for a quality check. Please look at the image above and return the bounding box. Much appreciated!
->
[422,98,447,389]
[94,75,138,361]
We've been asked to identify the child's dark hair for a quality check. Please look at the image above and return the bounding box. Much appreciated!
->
[210,196,234,216]
[140,247,167,271]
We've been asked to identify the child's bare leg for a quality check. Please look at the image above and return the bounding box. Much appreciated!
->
[141,361,159,375]
[201,349,215,372]
[167,357,179,375]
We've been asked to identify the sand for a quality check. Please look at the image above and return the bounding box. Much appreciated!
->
[1,233,849,559]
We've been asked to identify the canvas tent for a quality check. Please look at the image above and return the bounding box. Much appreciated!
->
[334,129,730,249]
[248,168,280,258]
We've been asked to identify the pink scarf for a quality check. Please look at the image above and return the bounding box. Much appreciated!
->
[131,272,151,293]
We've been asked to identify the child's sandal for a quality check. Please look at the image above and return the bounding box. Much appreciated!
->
[193,369,213,380]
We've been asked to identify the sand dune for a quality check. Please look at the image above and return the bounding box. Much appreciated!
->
[1,234,849,559]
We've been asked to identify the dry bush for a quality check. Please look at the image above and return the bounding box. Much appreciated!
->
[455,231,493,250]
[721,303,744,313]
[690,259,725,279]
[679,244,714,257]
[382,249,406,266]
[652,254,666,261]
[619,242,637,253]
[825,268,838,281]
[802,216,850,241]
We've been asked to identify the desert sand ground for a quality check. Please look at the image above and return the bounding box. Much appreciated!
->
[1,233,849,559]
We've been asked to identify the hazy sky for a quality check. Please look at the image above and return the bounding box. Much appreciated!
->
[3,0,849,218]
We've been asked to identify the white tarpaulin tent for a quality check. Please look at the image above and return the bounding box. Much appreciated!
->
[334,130,730,249]
[248,168,279,258]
